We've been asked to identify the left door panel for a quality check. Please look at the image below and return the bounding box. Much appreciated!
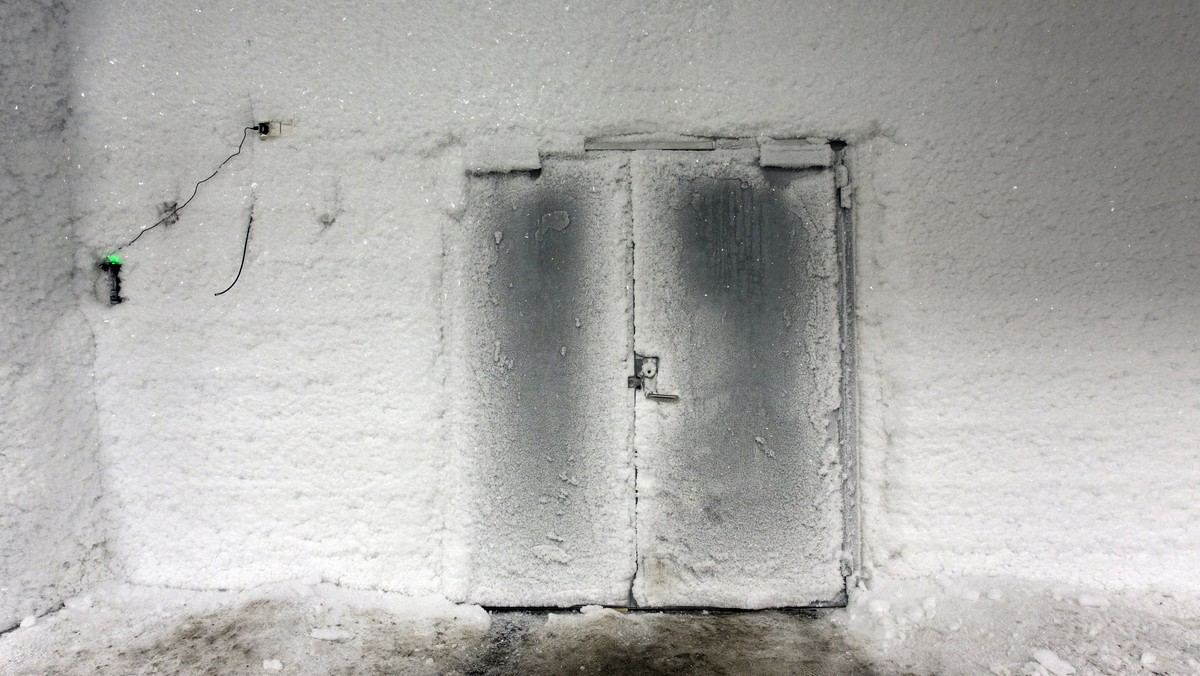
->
[447,157,635,606]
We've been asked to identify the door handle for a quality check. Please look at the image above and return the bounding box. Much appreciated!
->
[629,354,680,402]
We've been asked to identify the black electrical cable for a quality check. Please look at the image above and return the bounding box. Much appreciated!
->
[214,208,253,296]
[121,126,258,250]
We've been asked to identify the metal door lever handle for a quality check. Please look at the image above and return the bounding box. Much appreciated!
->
[630,354,680,402]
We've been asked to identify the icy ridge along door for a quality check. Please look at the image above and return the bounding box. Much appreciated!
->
[450,156,635,606]
[631,150,845,608]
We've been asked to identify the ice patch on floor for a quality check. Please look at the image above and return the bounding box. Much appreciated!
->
[0,581,487,676]
[839,576,1200,675]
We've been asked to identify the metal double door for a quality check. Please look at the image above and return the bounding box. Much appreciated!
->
[452,149,851,609]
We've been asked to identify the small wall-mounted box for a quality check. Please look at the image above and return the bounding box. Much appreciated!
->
[256,121,296,139]
[97,255,124,305]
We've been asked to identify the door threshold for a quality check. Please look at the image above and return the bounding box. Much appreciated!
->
[482,597,848,614]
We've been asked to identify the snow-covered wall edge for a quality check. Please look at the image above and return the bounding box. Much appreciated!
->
[1,0,110,629]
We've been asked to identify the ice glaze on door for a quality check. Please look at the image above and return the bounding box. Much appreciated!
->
[454,149,851,608]
[452,157,635,606]
[631,151,846,608]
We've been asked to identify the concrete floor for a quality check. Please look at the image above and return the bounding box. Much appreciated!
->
[5,579,1199,675]
[0,592,875,675]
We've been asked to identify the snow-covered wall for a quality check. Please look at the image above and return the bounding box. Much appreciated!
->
[1,0,109,628]
[57,1,1199,598]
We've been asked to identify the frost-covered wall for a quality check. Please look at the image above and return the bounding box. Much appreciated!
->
[1,0,108,628]
[58,1,1200,598]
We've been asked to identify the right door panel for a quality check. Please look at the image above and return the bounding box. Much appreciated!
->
[631,150,846,608]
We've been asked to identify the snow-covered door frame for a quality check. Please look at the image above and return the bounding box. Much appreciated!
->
[449,136,859,610]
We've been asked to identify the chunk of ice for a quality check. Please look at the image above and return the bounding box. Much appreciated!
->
[1032,649,1075,675]
[310,628,352,641]
[1077,594,1109,608]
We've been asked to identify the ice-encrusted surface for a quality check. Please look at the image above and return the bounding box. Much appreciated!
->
[10,0,1192,599]
[446,158,635,605]
[631,152,844,607]
[78,149,451,593]
[0,0,108,629]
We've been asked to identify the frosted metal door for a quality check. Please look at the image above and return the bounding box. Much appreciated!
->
[454,149,851,608]
[451,157,635,606]
[630,151,847,608]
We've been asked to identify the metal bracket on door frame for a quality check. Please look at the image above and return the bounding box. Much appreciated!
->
[579,134,837,170]
[464,135,840,178]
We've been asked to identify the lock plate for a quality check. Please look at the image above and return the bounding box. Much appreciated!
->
[635,354,659,380]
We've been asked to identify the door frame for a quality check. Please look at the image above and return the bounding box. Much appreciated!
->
[461,136,860,610]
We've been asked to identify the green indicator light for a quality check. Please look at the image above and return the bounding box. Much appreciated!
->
[106,254,122,265]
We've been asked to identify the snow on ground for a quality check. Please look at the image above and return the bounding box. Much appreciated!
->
[0,582,488,676]
[2,577,1198,675]
[842,577,1200,675]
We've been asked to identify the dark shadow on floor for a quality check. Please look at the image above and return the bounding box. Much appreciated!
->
[463,609,878,676]
[3,598,883,675]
